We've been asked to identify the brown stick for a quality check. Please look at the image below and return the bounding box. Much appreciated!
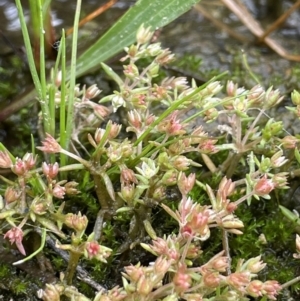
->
[194,4,248,42]
[221,0,300,61]
[66,0,118,37]
[258,0,300,42]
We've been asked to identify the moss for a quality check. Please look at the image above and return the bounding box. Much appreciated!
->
[0,263,10,278]
[51,255,66,270]
[11,278,29,296]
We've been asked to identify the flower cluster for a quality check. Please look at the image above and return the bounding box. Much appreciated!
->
[2,25,300,300]
[96,195,281,301]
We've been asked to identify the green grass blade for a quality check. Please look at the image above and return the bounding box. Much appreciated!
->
[64,0,81,153]
[15,0,42,98]
[59,31,68,168]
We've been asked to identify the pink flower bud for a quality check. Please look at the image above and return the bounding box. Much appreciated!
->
[145,114,155,126]
[37,133,61,153]
[199,139,218,154]
[128,110,142,129]
[211,256,229,272]
[226,202,237,213]
[85,241,100,259]
[254,175,275,196]
[4,227,26,255]
[94,128,106,144]
[107,286,127,301]
[190,125,207,144]
[246,280,263,298]
[131,94,146,109]
[161,170,178,186]
[136,25,153,44]
[123,64,139,79]
[226,80,237,96]
[11,158,27,176]
[109,123,122,139]
[155,256,171,273]
[281,135,299,149]
[149,237,180,261]
[186,243,201,259]
[181,225,193,239]
[156,49,175,65]
[124,263,144,282]
[218,177,235,198]
[31,200,47,215]
[227,271,251,290]
[173,263,191,292]
[203,272,221,288]
[64,212,88,234]
[264,88,284,109]
[121,168,137,185]
[0,150,13,168]
[84,241,112,262]
[248,85,265,101]
[93,104,110,119]
[136,274,153,295]
[180,202,212,240]
[161,76,187,90]
[270,151,287,168]
[42,162,59,179]
[172,156,190,171]
[151,85,167,100]
[23,153,37,169]
[157,111,185,136]
[149,237,168,255]
[85,84,101,99]
[201,251,228,273]
[53,184,66,199]
[5,187,21,204]
[261,280,281,300]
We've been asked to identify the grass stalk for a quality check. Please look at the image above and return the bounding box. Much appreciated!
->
[63,0,82,154]
[15,0,42,98]
[58,31,68,168]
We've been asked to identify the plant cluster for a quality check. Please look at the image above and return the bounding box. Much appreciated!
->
[1,25,300,301]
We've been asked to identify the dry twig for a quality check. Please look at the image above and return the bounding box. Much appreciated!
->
[197,0,300,61]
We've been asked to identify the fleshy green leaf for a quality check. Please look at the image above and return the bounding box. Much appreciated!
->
[279,205,300,225]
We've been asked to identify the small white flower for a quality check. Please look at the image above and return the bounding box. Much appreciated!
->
[112,95,126,112]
